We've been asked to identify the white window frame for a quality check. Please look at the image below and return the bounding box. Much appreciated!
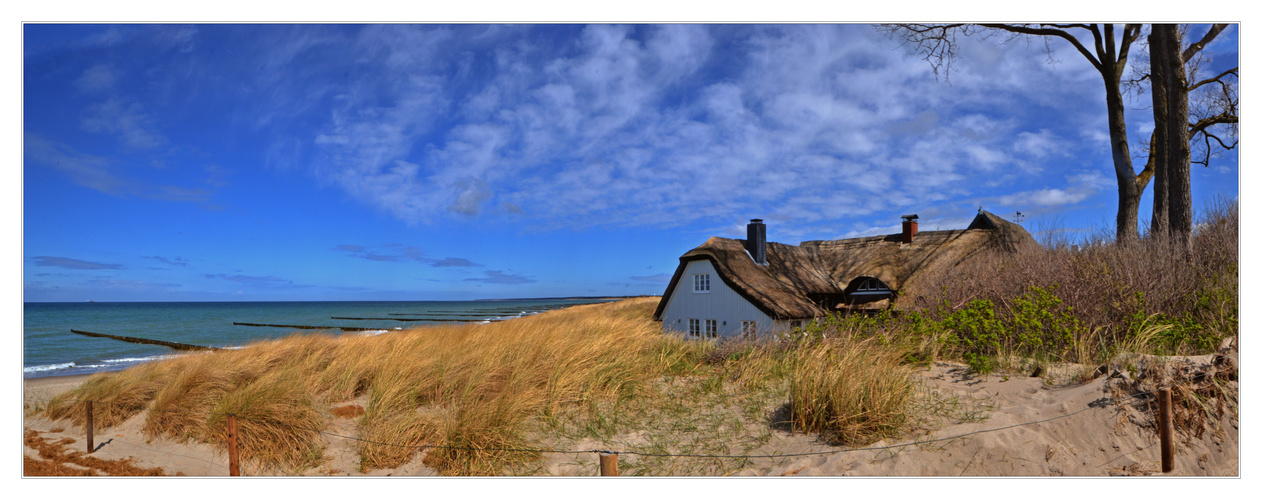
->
[741,320,757,336]
[705,319,718,338]
[688,318,701,338]
[852,277,892,296]
[693,273,711,293]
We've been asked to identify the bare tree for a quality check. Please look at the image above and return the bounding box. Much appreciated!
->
[1146,24,1235,249]
[880,23,1150,242]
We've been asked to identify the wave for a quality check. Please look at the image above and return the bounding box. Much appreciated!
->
[24,354,174,377]
[24,362,76,374]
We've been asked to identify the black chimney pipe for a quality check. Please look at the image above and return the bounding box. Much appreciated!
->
[746,219,767,265]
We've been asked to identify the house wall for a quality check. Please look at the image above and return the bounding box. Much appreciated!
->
[659,260,780,339]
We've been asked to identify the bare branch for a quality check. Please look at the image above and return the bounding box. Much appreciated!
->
[1187,67,1238,93]
[1193,131,1236,167]
[876,24,971,81]
[1189,112,1238,136]
[978,23,1103,71]
[1116,24,1143,68]
[1182,24,1230,63]
[1045,23,1095,31]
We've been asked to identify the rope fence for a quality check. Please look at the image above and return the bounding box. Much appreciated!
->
[60,376,1217,476]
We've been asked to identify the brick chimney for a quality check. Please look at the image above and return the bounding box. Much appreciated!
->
[746,219,767,265]
[901,214,919,243]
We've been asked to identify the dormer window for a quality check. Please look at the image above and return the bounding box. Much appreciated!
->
[848,277,891,296]
[693,273,710,293]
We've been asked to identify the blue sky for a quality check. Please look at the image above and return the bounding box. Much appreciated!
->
[20,23,1240,302]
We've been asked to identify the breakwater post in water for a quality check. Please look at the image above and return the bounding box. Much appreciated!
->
[232,322,385,332]
[70,329,219,352]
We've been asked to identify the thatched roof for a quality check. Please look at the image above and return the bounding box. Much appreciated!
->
[653,211,1037,321]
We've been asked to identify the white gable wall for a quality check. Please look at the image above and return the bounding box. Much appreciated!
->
[659,259,779,339]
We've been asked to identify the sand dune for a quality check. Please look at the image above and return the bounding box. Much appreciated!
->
[23,341,1237,477]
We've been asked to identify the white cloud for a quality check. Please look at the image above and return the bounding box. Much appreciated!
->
[999,188,1091,207]
[75,63,119,93]
[272,25,1127,233]
[1013,129,1063,159]
[80,98,165,150]
[25,135,125,195]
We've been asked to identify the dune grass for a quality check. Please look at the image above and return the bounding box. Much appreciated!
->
[43,299,718,474]
[42,298,923,475]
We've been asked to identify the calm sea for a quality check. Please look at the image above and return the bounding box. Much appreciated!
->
[23,299,615,379]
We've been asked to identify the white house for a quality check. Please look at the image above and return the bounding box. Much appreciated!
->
[653,213,1036,340]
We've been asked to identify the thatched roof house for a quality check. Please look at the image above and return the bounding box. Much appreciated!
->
[653,211,1037,338]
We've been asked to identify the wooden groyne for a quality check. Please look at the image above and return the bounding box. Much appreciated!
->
[231,322,386,332]
[331,316,508,322]
[70,329,220,351]
[386,312,502,317]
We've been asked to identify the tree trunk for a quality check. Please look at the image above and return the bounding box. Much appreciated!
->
[1103,65,1140,244]
[1148,27,1171,238]
[1158,24,1193,251]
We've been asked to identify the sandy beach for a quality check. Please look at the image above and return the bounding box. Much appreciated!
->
[23,346,1239,477]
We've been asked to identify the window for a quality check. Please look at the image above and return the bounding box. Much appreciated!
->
[705,319,718,338]
[688,318,701,338]
[790,320,803,330]
[850,277,891,296]
[741,321,757,336]
[693,273,710,293]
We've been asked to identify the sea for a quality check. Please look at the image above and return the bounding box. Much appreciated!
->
[23,298,617,379]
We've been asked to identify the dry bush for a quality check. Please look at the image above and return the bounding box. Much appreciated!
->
[909,198,1237,363]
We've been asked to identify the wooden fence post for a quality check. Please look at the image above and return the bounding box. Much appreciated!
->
[599,452,618,476]
[227,414,240,476]
[85,401,94,454]
[1159,387,1174,473]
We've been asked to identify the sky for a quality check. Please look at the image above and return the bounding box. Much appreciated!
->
[20,22,1241,302]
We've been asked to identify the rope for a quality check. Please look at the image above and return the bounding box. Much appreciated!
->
[100,436,228,472]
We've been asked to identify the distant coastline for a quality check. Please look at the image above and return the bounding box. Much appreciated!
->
[474,295,659,302]
[24,296,661,304]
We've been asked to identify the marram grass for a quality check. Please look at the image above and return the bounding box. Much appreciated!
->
[41,298,919,475]
[44,299,708,474]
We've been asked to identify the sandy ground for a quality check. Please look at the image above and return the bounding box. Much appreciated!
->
[22,344,1238,477]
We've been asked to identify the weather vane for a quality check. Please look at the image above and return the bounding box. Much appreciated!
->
[1014,211,1025,225]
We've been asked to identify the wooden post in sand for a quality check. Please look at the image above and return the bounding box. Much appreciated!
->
[1159,387,1174,473]
[227,414,240,476]
[599,452,618,476]
[85,401,94,453]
